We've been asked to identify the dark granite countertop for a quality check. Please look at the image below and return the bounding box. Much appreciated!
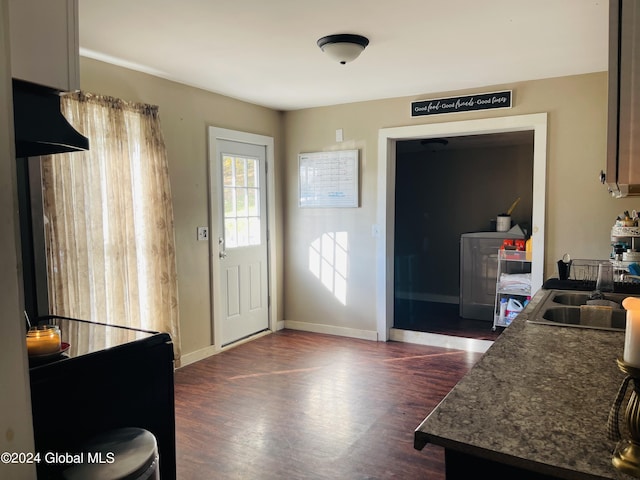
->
[414,289,634,479]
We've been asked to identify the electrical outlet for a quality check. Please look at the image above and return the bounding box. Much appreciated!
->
[197,226,209,241]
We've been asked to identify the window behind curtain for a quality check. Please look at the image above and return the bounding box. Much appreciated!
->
[41,92,181,360]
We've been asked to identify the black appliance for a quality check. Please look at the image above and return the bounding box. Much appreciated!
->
[12,78,89,321]
[29,316,176,480]
[12,78,89,158]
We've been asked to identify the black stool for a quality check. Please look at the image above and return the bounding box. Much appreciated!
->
[62,427,159,480]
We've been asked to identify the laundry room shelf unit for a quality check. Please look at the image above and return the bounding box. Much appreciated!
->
[493,249,531,330]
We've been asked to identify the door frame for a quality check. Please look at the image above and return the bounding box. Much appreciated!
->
[208,127,277,350]
[376,113,548,341]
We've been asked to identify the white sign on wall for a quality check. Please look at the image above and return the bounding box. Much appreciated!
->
[298,150,359,208]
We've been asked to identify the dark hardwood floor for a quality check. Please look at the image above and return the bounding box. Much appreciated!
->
[394,300,502,341]
[174,329,484,479]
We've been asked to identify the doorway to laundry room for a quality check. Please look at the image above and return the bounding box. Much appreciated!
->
[392,131,534,340]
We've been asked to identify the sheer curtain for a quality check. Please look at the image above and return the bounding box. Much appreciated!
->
[41,92,181,360]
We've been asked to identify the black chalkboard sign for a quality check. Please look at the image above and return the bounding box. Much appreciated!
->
[411,90,512,117]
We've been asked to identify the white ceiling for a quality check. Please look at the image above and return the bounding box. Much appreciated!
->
[78,0,608,112]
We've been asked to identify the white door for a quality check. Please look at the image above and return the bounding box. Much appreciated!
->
[216,139,269,345]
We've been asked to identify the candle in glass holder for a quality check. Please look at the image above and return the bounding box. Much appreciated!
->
[26,325,61,356]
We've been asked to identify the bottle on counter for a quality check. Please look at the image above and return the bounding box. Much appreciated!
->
[499,297,507,324]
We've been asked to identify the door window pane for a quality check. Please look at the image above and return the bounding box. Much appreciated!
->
[247,159,258,188]
[224,188,235,216]
[248,188,259,216]
[222,154,261,248]
[223,156,233,186]
[249,217,261,245]
[236,189,247,217]
[237,218,248,246]
[225,218,237,248]
[235,158,246,187]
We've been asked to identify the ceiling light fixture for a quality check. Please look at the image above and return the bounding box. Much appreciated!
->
[317,34,369,65]
[420,138,449,147]
[420,138,449,152]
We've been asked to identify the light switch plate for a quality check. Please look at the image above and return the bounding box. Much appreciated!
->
[197,226,209,241]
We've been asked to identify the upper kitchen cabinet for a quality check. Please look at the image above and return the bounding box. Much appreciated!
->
[605,0,640,198]
[8,0,79,92]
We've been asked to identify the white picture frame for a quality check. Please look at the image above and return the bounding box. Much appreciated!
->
[298,149,359,208]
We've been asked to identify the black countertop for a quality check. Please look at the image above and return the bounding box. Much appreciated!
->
[28,315,160,369]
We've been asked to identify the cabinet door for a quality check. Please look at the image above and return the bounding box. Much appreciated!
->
[606,0,620,193]
[607,0,640,196]
[9,0,79,91]
[618,0,640,185]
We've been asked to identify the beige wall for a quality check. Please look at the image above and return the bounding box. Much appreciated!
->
[80,57,284,360]
[79,58,638,354]
[284,72,638,336]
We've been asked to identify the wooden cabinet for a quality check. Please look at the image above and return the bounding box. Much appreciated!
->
[8,0,79,92]
[606,0,640,197]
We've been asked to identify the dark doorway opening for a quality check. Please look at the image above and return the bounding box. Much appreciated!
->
[393,131,534,339]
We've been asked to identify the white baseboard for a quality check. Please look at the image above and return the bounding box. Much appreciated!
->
[284,320,378,341]
[178,345,218,368]
[178,323,491,368]
[177,329,276,368]
[389,328,492,354]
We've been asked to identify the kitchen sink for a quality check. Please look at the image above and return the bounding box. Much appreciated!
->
[527,289,632,331]
[540,306,626,330]
[550,293,591,306]
[550,292,625,307]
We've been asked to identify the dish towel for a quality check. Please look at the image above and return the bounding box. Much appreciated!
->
[498,273,531,293]
[607,375,632,444]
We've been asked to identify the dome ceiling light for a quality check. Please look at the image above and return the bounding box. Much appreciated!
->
[317,34,369,65]
[420,138,449,147]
